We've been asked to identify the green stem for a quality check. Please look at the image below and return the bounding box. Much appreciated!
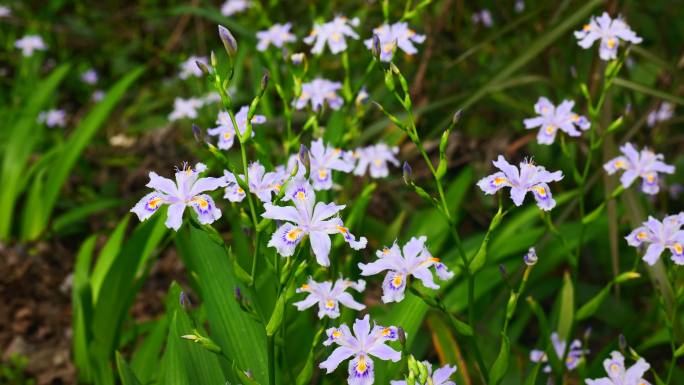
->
[267,335,276,385]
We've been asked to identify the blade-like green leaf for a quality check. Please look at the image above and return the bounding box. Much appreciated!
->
[557,272,574,341]
[115,352,143,385]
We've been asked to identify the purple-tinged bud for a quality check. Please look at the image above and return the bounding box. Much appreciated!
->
[192,123,203,143]
[234,286,242,302]
[397,327,406,345]
[618,334,627,351]
[371,34,381,58]
[402,161,412,185]
[179,291,191,307]
[584,327,592,342]
[524,247,538,266]
[195,60,210,76]
[499,264,509,279]
[260,70,269,91]
[452,109,463,125]
[298,144,310,170]
[218,25,237,56]
[291,52,305,65]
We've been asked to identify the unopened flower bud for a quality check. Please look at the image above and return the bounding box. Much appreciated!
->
[618,334,627,351]
[524,247,538,266]
[298,144,310,170]
[452,109,463,125]
[371,34,381,58]
[234,286,242,302]
[260,70,270,91]
[291,52,305,65]
[402,161,412,185]
[195,60,210,76]
[192,124,203,143]
[218,25,237,56]
[179,290,191,308]
[397,327,406,346]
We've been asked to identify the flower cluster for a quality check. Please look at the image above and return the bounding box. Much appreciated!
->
[523,97,590,145]
[647,102,674,127]
[38,109,67,128]
[604,143,674,195]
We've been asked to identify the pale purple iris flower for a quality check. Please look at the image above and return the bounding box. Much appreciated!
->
[523,97,590,144]
[262,179,367,266]
[220,0,252,16]
[256,23,297,51]
[320,314,401,385]
[0,6,10,17]
[207,107,266,150]
[364,22,425,62]
[647,102,674,127]
[179,56,209,79]
[15,35,46,57]
[294,277,366,319]
[295,78,344,111]
[38,109,67,128]
[472,10,493,27]
[604,143,674,195]
[477,155,564,211]
[304,16,360,55]
[586,351,651,385]
[353,144,400,178]
[81,69,98,85]
[530,332,586,373]
[223,161,284,203]
[358,236,453,303]
[169,97,204,121]
[391,362,458,385]
[626,213,684,265]
[308,139,354,190]
[575,12,642,61]
[131,162,227,231]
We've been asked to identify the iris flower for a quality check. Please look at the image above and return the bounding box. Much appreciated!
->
[523,97,590,144]
[81,69,98,85]
[304,16,359,55]
[358,236,453,303]
[179,56,209,79]
[353,144,400,178]
[530,332,586,373]
[38,109,67,128]
[391,362,458,385]
[223,161,285,203]
[207,107,266,150]
[220,0,251,16]
[320,315,401,385]
[168,97,204,121]
[604,143,674,195]
[256,23,297,51]
[308,139,354,190]
[261,179,367,266]
[15,35,46,57]
[131,162,227,231]
[575,12,642,61]
[646,103,674,127]
[364,22,425,62]
[626,213,684,265]
[294,277,366,319]
[295,78,344,111]
[477,155,564,210]
[586,351,651,385]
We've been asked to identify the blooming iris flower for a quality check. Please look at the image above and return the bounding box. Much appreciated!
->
[294,277,366,319]
[223,162,284,203]
[295,78,344,111]
[586,351,651,385]
[81,69,98,85]
[304,16,359,55]
[262,179,367,266]
[131,162,227,231]
[179,56,209,79]
[169,97,204,121]
[207,106,266,150]
[220,0,252,16]
[523,97,590,144]
[308,139,354,190]
[364,22,425,62]
[256,23,297,51]
[391,362,458,385]
[15,35,46,57]
[626,213,684,265]
[647,102,674,127]
[353,144,400,178]
[358,236,453,303]
[604,143,674,195]
[575,12,642,61]
[530,332,586,373]
[38,109,67,128]
[477,155,564,210]
[320,314,401,385]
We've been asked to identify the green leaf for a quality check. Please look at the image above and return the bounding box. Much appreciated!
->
[176,224,268,384]
[0,64,70,240]
[582,202,605,224]
[90,215,130,302]
[576,272,640,321]
[22,66,145,240]
[266,293,285,336]
[557,272,574,341]
[115,352,143,385]
[131,315,169,384]
[51,198,121,235]
[613,77,684,106]
[674,342,684,358]
[72,235,96,383]
[489,333,511,385]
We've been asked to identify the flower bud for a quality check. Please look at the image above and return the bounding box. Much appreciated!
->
[397,327,406,346]
[524,247,538,266]
[618,334,627,351]
[218,25,237,56]
[291,52,305,65]
[192,123,203,143]
[234,286,242,302]
[371,34,381,58]
[402,161,413,185]
[260,70,270,91]
[179,290,191,308]
[298,144,310,171]
[452,109,463,125]
[195,60,210,77]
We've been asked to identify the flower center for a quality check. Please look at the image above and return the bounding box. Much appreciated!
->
[192,197,209,209]
[286,228,302,241]
[674,243,683,255]
[391,274,403,288]
[545,125,555,134]
[606,38,617,49]
[318,169,328,180]
[325,300,335,309]
[493,177,507,185]
[534,186,547,197]
[356,356,368,374]
[147,197,163,209]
